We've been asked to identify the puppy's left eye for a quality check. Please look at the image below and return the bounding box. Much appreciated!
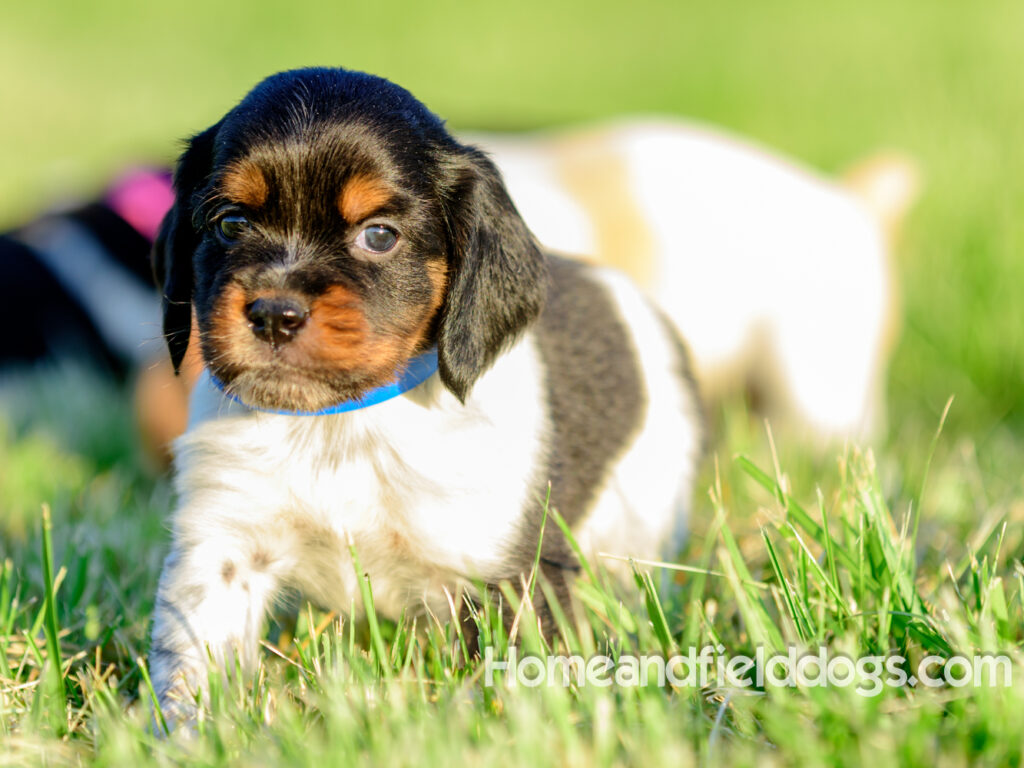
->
[217,215,250,244]
[355,225,398,254]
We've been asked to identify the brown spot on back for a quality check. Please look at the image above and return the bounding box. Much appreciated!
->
[338,174,392,222]
[221,161,269,208]
[221,560,236,584]
[251,550,273,570]
[387,528,412,558]
[552,129,655,286]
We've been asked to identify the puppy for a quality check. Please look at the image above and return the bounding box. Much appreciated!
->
[148,67,703,720]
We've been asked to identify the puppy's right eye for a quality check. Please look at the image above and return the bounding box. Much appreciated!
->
[355,224,399,254]
[217,215,250,244]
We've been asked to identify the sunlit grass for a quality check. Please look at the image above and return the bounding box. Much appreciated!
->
[2,0,1023,763]
[1,370,1022,766]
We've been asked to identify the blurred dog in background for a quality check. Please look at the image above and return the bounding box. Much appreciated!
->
[0,119,915,460]
[471,121,916,441]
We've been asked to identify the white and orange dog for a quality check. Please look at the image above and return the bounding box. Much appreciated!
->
[470,121,916,440]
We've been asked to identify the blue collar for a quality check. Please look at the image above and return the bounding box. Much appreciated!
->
[209,348,439,416]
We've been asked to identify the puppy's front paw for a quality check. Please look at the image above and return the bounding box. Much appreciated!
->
[148,647,204,733]
[148,542,279,732]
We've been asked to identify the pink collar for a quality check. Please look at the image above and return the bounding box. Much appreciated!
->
[104,168,175,242]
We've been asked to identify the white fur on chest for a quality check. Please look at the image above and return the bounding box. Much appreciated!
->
[173,337,548,617]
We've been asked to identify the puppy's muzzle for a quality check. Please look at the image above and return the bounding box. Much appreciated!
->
[245,295,309,347]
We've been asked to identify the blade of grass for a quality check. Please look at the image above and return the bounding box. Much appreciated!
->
[40,504,67,736]
[631,563,676,656]
[0,559,12,680]
[760,529,812,642]
[136,655,170,737]
[347,539,391,679]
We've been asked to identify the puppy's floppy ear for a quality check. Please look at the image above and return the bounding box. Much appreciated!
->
[152,122,220,372]
[438,148,548,401]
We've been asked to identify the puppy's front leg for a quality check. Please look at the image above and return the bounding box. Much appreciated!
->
[149,531,280,725]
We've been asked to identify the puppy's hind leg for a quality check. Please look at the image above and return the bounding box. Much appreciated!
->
[148,531,282,728]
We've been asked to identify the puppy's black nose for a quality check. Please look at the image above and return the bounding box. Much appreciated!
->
[246,297,309,347]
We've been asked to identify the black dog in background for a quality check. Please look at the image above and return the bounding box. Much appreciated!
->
[0,170,204,463]
[0,170,172,376]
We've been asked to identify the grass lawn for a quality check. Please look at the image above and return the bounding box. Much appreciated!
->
[2,0,1023,764]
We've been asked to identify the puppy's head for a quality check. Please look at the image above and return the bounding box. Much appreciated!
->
[154,67,546,410]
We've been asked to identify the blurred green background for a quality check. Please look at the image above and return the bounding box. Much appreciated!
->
[1,4,1023,760]
[1,0,1022,440]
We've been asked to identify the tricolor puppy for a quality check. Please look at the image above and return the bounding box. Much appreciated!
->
[148,68,703,719]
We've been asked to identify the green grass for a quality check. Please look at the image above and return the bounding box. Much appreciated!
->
[2,0,1024,764]
[2,377,1022,766]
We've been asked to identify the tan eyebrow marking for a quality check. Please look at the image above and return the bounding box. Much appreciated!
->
[338,174,393,222]
[221,161,269,208]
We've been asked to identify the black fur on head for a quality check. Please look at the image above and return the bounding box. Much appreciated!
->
[151,67,547,408]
